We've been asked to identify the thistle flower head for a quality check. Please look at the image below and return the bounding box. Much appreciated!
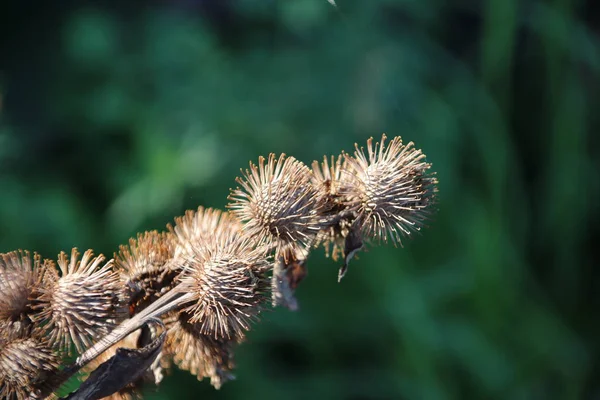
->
[228,153,322,250]
[0,332,60,400]
[343,134,438,246]
[162,311,237,389]
[116,231,180,316]
[33,248,127,355]
[0,251,52,336]
[175,223,271,340]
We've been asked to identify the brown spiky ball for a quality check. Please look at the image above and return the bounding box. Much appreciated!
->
[116,231,180,316]
[0,251,53,337]
[162,311,237,389]
[33,248,127,355]
[343,134,438,245]
[174,220,270,340]
[0,331,60,400]
[228,153,322,251]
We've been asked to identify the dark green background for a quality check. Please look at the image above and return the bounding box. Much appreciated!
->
[1,0,599,399]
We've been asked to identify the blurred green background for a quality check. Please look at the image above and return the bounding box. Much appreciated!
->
[1,0,599,399]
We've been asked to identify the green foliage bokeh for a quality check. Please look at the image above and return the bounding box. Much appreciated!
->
[0,0,599,399]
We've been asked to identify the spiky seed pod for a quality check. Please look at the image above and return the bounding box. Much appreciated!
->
[162,311,237,389]
[116,231,180,316]
[33,249,127,355]
[175,227,271,340]
[343,134,438,245]
[0,251,53,337]
[311,155,357,261]
[228,153,322,252]
[327,134,438,281]
[0,331,60,400]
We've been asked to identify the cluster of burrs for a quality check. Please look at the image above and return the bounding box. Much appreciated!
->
[0,134,437,400]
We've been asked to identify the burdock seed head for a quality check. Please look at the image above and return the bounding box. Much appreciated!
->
[328,134,438,281]
[0,331,60,400]
[343,134,438,246]
[0,250,51,336]
[116,231,180,316]
[162,311,237,389]
[33,248,127,355]
[175,226,271,340]
[170,206,245,284]
[227,153,322,251]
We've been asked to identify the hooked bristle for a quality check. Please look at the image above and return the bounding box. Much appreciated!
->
[32,248,127,355]
[228,153,322,250]
[171,207,243,255]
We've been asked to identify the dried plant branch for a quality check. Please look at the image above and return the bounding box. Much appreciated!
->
[0,134,437,400]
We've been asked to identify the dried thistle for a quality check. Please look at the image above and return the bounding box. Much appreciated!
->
[116,231,180,316]
[306,134,439,280]
[162,311,237,389]
[33,248,127,355]
[343,134,437,245]
[12,134,439,398]
[228,153,322,252]
[175,229,271,340]
[0,251,51,336]
[0,331,60,400]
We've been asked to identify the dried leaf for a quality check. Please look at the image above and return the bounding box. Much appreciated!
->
[61,322,165,400]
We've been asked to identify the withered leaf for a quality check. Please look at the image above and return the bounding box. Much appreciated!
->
[61,324,165,400]
[339,225,363,282]
[271,246,309,310]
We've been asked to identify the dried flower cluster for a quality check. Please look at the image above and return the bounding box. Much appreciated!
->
[0,134,437,399]
[0,250,125,399]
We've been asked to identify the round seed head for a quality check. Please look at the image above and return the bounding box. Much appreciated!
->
[0,251,52,336]
[177,230,271,340]
[162,311,237,389]
[228,153,322,250]
[116,231,180,316]
[343,134,438,246]
[0,332,60,400]
[33,248,127,355]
